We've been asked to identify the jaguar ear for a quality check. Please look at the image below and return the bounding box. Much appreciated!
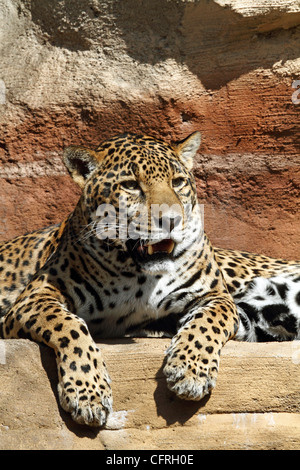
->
[175,132,201,170]
[63,146,100,188]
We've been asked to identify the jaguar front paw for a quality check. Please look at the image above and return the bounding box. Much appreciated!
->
[163,336,220,401]
[57,352,113,426]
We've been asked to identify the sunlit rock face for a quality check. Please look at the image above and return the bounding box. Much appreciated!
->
[0,0,299,258]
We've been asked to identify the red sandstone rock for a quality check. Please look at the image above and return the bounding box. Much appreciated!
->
[0,0,299,257]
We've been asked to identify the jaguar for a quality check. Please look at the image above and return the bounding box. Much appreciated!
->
[0,131,299,426]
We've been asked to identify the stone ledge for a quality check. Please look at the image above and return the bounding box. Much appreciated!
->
[0,338,300,450]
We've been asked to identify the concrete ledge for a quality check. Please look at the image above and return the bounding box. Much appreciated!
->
[0,338,300,450]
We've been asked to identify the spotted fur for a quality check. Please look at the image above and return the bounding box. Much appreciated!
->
[0,132,299,426]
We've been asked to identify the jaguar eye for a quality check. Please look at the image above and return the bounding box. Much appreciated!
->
[121,180,140,191]
[172,177,186,189]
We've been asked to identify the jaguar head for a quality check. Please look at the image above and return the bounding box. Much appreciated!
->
[63,131,202,273]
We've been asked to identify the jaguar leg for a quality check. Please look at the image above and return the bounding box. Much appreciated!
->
[164,294,239,400]
[1,294,112,426]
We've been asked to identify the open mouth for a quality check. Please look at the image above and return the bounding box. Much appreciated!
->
[126,238,175,263]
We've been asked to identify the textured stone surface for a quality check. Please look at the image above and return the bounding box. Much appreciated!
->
[0,338,300,450]
[0,0,299,257]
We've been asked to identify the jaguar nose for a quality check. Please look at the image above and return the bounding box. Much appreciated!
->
[153,215,182,234]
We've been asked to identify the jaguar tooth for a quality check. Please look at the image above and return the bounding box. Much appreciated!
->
[148,244,154,255]
[167,241,175,254]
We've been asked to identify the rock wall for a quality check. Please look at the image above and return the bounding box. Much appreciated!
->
[1,338,300,450]
[0,0,299,257]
